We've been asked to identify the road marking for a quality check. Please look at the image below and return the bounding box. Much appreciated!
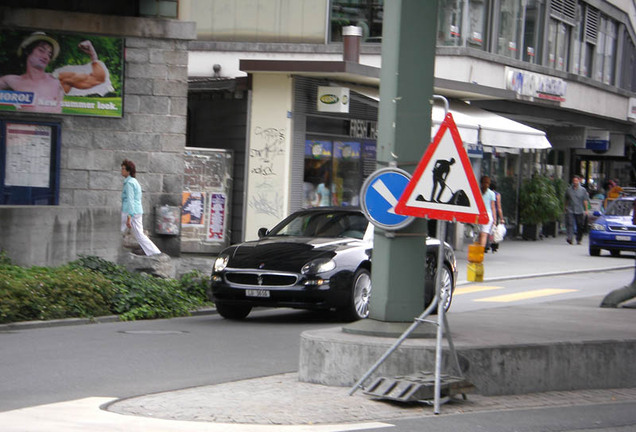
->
[455,285,503,295]
[0,397,392,432]
[475,288,577,303]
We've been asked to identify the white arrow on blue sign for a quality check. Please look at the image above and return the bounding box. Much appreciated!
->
[360,167,415,230]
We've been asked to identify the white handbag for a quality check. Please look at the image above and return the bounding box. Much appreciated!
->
[493,223,507,243]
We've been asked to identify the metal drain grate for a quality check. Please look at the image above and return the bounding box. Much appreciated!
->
[364,372,474,403]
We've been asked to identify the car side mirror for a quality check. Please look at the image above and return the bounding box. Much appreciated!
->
[593,210,602,217]
[257,227,268,238]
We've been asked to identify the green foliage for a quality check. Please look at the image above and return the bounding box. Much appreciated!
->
[551,177,568,209]
[0,250,11,266]
[519,175,563,225]
[0,263,114,324]
[0,255,211,324]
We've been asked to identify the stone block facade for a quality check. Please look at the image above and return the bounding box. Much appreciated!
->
[0,7,195,266]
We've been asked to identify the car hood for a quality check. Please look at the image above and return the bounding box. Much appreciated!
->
[599,215,634,227]
[225,237,368,271]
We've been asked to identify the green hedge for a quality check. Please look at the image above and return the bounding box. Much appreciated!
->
[0,254,211,324]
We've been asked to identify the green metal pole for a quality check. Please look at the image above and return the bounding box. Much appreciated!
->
[370,0,438,322]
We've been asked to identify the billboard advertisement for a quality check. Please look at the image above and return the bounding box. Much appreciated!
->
[0,29,124,117]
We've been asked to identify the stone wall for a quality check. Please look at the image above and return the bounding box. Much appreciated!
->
[0,7,195,266]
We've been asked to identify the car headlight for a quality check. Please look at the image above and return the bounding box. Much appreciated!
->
[301,258,336,275]
[590,223,606,232]
[213,255,229,272]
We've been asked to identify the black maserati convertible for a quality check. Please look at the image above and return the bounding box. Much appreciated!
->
[209,207,457,321]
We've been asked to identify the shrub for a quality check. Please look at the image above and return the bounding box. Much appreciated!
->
[0,263,115,323]
[519,174,562,225]
[0,255,211,324]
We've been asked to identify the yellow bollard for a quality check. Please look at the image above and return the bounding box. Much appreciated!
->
[467,262,484,282]
[467,243,485,281]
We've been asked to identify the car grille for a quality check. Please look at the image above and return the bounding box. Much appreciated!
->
[226,272,298,287]
[608,225,636,233]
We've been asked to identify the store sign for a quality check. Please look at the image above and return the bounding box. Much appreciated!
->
[466,143,483,158]
[0,29,124,117]
[547,126,586,149]
[349,119,377,139]
[628,97,636,121]
[317,86,349,113]
[585,130,610,152]
[505,67,566,102]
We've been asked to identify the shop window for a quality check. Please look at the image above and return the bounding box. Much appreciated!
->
[304,138,374,208]
[0,120,61,205]
[330,0,384,43]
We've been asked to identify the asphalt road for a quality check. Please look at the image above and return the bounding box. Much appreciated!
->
[0,268,634,431]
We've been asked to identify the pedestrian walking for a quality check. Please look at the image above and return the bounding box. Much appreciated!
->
[479,175,497,250]
[489,180,505,252]
[565,175,590,245]
[120,159,161,256]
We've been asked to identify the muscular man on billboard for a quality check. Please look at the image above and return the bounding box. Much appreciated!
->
[0,32,108,113]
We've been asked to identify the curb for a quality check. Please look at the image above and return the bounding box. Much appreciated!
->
[456,264,634,286]
[0,307,217,331]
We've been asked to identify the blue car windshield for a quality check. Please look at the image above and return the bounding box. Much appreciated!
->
[605,199,635,217]
[269,212,368,239]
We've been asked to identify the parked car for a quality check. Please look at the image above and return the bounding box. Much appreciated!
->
[588,189,636,257]
[210,207,457,321]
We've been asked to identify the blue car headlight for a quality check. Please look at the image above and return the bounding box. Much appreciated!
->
[301,258,336,275]
[590,223,606,232]
[213,254,230,272]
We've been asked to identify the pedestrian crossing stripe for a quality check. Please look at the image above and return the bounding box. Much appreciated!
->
[474,288,577,303]
[455,286,503,295]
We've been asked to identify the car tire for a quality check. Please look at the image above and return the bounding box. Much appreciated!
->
[610,250,621,257]
[589,246,600,256]
[215,302,252,320]
[342,268,372,321]
[427,264,454,314]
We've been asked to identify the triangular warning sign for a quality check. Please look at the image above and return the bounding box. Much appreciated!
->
[395,112,489,224]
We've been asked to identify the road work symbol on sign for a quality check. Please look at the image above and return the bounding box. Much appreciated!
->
[395,112,489,224]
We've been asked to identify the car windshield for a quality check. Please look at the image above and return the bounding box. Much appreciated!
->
[604,199,635,217]
[269,211,369,239]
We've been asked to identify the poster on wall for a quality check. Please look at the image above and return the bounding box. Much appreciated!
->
[0,29,124,117]
[206,192,227,242]
[4,122,52,187]
[181,191,205,226]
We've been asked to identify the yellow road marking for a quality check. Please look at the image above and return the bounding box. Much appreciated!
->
[455,286,503,295]
[475,288,577,303]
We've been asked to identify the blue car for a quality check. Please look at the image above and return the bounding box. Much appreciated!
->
[588,190,636,257]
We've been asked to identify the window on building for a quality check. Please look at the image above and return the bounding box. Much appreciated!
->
[523,0,545,63]
[547,0,575,71]
[330,0,384,43]
[594,16,616,85]
[437,0,489,49]
[497,0,524,59]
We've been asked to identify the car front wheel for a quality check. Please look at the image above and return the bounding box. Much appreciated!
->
[589,246,600,256]
[342,268,372,321]
[215,302,252,320]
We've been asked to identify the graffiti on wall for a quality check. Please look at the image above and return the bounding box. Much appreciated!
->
[249,126,286,218]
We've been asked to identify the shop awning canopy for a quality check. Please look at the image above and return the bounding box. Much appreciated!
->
[432,100,551,150]
[350,88,551,151]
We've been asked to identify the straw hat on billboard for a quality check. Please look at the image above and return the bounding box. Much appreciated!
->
[17,32,60,61]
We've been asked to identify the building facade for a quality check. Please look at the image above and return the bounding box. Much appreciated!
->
[184,0,636,243]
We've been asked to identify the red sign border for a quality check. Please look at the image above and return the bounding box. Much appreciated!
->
[395,112,489,224]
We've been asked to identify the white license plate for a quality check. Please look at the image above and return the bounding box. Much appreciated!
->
[615,235,631,241]
[246,289,270,298]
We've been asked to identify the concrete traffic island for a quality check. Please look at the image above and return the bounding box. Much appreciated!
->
[298,296,636,396]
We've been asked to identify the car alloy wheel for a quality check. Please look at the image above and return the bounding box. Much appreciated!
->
[349,268,371,321]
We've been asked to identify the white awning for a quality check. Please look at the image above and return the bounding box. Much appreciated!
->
[349,87,551,151]
[432,100,551,150]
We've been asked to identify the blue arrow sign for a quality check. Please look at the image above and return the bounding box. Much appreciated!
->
[360,167,415,230]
